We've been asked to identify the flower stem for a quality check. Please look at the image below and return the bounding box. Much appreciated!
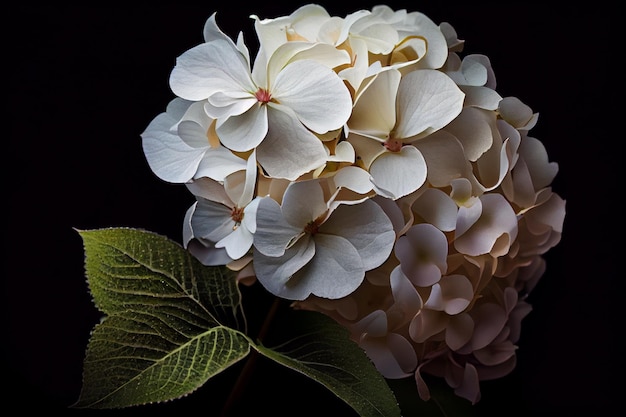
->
[220,296,282,416]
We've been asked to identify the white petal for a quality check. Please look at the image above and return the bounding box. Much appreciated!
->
[272,59,352,133]
[194,146,248,182]
[444,107,495,162]
[454,194,518,257]
[389,266,423,319]
[396,223,448,287]
[395,69,465,140]
[412,188,458,232]
[460,85,502,110]
[424,275,473,315]
[253,236,316,300]
[414,130,471,188]
[349,68,400,136]
[190,198,235,242]
[169,39,255,101]
[141,103,206,183]
[217,104,268,152]
[215,223,253,260]
[297,233,365,299]
[185,177,232,205]
[253,196,302,257]
[320,199,395,271]
[256,104,327,180]
[331,166,375,195]
[280,179,327,227]
[369,146,427,199]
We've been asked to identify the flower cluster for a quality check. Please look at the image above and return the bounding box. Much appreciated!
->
[141,4,565,404]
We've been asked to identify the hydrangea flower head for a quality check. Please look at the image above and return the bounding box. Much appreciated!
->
[141,4,566,406]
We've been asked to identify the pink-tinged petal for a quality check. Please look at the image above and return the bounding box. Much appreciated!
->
[471,303,508,350]
[508,301,533,343]
[217,104,268,152]
[395,69,465,140]
[474,340,517,366]
[502,287,519,315]
[412,188,458,232]
[424,275,473,315]
[444,107,495,162]
[362,332,418,379]
[360,335,414,379]
[396,223,448,287]
[321,199,395,271]
[455,194,518,257]
[353,310,388,337]
[370,146,427,199]
[253,235,317,300]
[454,363,481,405]
[256,104,327,180]
[389,265,423,321]
[349,69,401,136]
[386,333,419,375]
[414,131,472,188]
[476,355,517,381]
[280,179,327,228]
[253,196,302,257]
[409,309,448,343]
[169,39,255,101]
[415,364,432,401]
[295,233,364,299]
[446,313,474,351]
[372,195,405,236]
[272,59,352,133]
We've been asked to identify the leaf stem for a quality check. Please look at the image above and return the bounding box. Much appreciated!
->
[220,296,282,416]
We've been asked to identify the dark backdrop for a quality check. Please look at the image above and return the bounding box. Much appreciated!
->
[6,3,623,416]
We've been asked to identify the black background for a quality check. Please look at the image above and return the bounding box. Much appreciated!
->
[6,3,623,416]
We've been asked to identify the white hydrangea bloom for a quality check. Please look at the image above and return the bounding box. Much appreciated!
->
[169,13,353,180]
[253,178,395,300]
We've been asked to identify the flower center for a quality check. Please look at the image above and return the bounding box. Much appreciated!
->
[231,206,244,230]
[383,137,403,152]
[304,215,325,235]
[255,88,272,104]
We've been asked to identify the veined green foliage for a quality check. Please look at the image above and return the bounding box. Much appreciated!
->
[256,310,401,417]
[72,227,249,408]
[73,227,401,417]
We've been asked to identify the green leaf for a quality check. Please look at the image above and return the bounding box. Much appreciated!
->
[72,227,250,409]
[255,310,401,417]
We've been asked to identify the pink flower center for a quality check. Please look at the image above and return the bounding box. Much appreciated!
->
[383,138,403,152]
[255,88,272,103]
